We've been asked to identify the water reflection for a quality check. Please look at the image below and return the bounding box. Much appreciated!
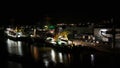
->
[30,45,71,67]
[90,54,95,66]
[6,39,23,56]
[4,39,115,68]
[58,52,63,63]
[30,45,39,61]
[51,49,56,63]
[7,61,23,68]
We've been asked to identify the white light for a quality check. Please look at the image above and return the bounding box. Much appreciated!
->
[46,37,52,40]
[58,40,67,45]
[51,49,56,63]
[17,35,21,37]
[43,59,49,67]
[17,41,23,56]
[6,39,23,56]
[96,41,99,44]
[17,32,22,35]
[6,28,10,30]
[30,35,33,37]
[51,41,56,45]
[68,40,72,45]
[7,39,13,54]
[99,29,108,36]
[100,29,108,31]
[91,54,94,60]
[58,52,63,63]
[91,54,95,66]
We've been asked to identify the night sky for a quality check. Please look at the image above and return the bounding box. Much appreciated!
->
[0,5,120,25]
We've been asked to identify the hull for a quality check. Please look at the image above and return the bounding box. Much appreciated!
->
[6,35,32,42]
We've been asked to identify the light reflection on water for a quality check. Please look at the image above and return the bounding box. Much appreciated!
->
[6,39,23,56]
[91,54,95,66]
[7,61,23,68]
[5,39,114,68]
[58,52,63,63]
[5,39,97,67]
[30,45,72,67]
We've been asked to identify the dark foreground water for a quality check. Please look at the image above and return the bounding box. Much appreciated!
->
[0,38,120,68]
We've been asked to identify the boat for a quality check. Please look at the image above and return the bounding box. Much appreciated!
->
[4,27,31,41]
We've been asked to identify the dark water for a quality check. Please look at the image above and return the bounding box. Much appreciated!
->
[0,38,120,68]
